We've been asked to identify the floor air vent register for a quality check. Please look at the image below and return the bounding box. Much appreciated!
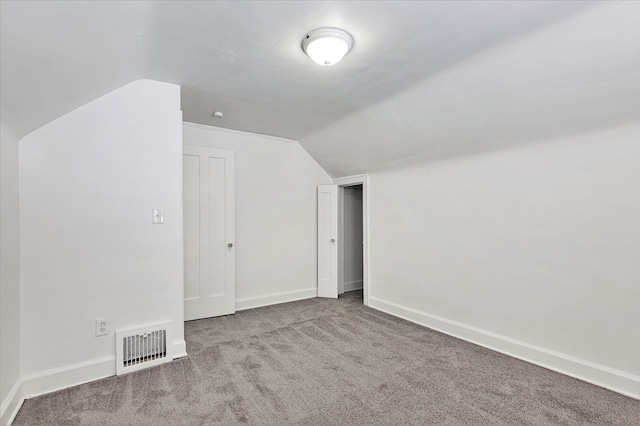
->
[115,321,172,375]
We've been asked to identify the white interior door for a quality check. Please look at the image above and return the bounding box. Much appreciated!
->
[183,145,235,320]
[318,184,338,298]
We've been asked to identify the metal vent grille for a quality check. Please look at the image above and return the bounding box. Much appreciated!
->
[123,330,166,367]
[116,322,172,375]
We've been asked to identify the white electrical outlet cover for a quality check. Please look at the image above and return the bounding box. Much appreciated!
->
[96,318,110,336]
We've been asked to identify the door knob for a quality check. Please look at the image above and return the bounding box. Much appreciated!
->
[331,239,335,243]
[228,243,233,248]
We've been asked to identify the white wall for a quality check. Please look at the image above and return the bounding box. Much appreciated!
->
[19,80,185,382]
[369,123,640,397]
[343,186,363,291]
[183,123,332,308]
[1,120,22,421]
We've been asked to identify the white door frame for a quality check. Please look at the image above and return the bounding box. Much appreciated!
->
[333,174,370,306]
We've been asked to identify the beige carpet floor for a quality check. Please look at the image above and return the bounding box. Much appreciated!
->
[14,290,640,425]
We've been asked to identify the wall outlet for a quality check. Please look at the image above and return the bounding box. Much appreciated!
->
[96,318,110,336]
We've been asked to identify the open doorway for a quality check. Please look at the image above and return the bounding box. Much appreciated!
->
[339,184,363,303]
[317,175,369,304]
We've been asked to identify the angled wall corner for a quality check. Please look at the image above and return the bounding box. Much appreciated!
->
[298,2,640,178]
[368,123,640,398]
[0,119,23,424]
[18,80,184,395]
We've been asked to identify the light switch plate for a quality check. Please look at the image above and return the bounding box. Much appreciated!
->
[152,209,164,224]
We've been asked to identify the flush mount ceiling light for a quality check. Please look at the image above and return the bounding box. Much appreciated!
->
[302,28,354,67]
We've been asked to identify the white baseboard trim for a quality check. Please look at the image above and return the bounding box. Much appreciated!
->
[20,356,116,400]
[369,296,640,400]
[0,356,117,425]
[344,280,363,292]
[1,338,191,425]
[2,340,189,425]
[236,287,317,311]
[172,339,188,359]
[1,378,23,426]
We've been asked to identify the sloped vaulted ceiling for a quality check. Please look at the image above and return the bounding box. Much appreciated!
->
[2,1,638,176]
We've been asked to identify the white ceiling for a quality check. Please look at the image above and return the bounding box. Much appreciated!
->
[2,1,638,176]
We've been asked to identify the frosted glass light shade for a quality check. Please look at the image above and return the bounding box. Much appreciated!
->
[302,28,354,67]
